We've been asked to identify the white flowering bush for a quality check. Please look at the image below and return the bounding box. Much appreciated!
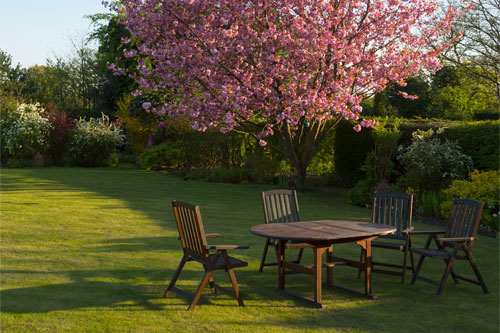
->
[0,103,52,163]
[69,114,125,167]
[397,128,473,193]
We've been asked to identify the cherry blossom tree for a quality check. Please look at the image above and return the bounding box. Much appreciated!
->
[107,0,464,186]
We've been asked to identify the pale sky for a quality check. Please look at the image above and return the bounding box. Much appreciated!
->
[0,0,110,68]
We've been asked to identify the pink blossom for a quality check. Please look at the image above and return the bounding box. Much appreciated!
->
[142,102,152,111]
[158,121,166,128]
[258,139,267,147]
[353,124,362,132]
[106,0,462,138]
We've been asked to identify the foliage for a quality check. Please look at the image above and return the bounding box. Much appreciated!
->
[333,119,374,187]
[244,150,287,184]
[441,120,499,170]
[68,114,125,167]
[397,128,473,193]
[0,49,25,98]
[139,143,185,171]
[348,179,374,207]
[89,14,138,112]
[441,170,500,230]
[364,121,401,185]
[45,109,75,166]
[426,65,498,120]
[418,191,444,218]
[116,94,159,157]
[386,75,431,118]
[348,121,401,206]
[206,167,248,184]
[0,103,52,164]
[442,0,500,109]
[108,0,461,186]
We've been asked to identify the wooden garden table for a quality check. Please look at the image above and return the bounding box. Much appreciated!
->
[250,220,396,308]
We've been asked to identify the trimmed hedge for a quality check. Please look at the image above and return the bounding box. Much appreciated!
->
[333,118,499,187]
[441,121,499,170]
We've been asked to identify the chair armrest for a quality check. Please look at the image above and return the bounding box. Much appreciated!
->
[401,226,415,234]
[205,233,221,238]
[407,230,445,235]
[437,237,477,243]
[206,245,249,250]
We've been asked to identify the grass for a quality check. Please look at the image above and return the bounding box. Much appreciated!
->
[1,167,498,332]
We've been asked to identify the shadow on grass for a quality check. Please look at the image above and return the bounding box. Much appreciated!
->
[91,236,179,253]
[1,280,164,313]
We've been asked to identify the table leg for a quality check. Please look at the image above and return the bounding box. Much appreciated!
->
[278,239,286,290]
[326,245,333,286]
[314,247,328,305]
[356,239,373,295]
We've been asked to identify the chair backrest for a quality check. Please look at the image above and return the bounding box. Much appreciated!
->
[444,198,484,249]
[261,189,300,224]
[371,192,413,239]
[172,200,209,261]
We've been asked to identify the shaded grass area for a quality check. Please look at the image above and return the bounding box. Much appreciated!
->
[1,167,498,332]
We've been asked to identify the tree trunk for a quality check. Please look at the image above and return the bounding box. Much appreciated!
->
[278,119,337,189]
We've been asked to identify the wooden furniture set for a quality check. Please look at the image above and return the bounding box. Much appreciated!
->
[164,191,489,310]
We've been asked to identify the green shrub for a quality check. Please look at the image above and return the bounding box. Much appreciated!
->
[441,170,500,230]
[69,114,125,167]
[0,103,52,165]
[348,179,374,207]
[397,128,473,193]
[139,143,184,170]
[207,167,248,184]
[418,191,444,218]
[244,150,286,184]
[332,118,498,188]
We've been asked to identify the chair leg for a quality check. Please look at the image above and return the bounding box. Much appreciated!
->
[164,255,188,297]
[226,268,244,306]
[259,238,271,272]
[436,251,458,295]
[221,250,244,306]
[209,276,217,294]
[188,269,213,311]
[295,248,304,264]
[463,246,489,294]
[401,244,409,283]
[410,254,426,285]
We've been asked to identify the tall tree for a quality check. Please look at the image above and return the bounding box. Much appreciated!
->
[89,14,138,112]
[108,0,463,186]
[442,0,500,110]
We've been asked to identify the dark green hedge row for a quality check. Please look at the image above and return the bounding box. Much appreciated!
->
[333,118,499,187]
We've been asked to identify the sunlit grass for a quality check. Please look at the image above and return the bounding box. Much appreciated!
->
[1,168,498,332]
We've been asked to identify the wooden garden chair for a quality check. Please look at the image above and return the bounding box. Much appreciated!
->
[258,189,313,272]
[358,192,415,282]
[164,200,249,310]
[409,198,489,295]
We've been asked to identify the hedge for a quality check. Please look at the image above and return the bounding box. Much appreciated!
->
[333,118,499,187]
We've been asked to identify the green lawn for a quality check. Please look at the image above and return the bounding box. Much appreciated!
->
[1,168,498,332]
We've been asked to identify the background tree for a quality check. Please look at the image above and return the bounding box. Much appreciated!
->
[0,50,26,98]
[442,0,500,110]
[109,0,463,187]
[89,13,137,113]
[386,75,431,118]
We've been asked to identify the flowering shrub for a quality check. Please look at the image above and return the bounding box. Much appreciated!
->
[0,103,52,164]
[397,129,473,193]
[441,170,500,231]
[69,114,125,167]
